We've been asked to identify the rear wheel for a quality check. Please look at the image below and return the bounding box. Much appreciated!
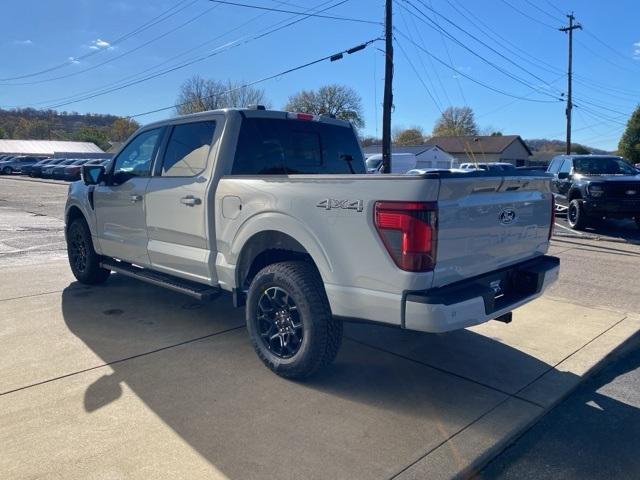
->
[567,199,588,230]
[2,166,13,175]
[246,261,342,379]
[66,218,111,284]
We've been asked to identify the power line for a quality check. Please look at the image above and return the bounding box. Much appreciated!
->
[499,0,556,29]
[208,0,381,24]
[29,0,353,110]
[403,7,451,108]
[396,5,445,109]
[395,38,443,113]
[400,0,562,99]
[127,38,380,118]
[16,0,336,108]
[0,0,198,81]
[427,0,467,105]
[1,4,220,86]
[583,29,640,67]
[393,29,561,103]
[544,0,566,17]
[522,0,563,23]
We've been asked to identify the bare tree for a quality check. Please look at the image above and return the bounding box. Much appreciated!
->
[284,84,364,128]
[176,75,269,115]
[432,106,479,136]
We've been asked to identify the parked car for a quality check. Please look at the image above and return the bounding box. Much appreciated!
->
[51,159,87,180]
[30,158,64,177]
[547,154,640,230]
[0,156,43,174]
[460,162,517,172]
[42,159,77,178]
[57,159,108,181]
[66,107,559,379]
[366,153,417,173]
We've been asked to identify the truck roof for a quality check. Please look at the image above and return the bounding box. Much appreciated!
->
[141,107,353,130]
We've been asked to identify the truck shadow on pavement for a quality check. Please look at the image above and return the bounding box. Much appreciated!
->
[59,274,634,479]
[476,337,640,479]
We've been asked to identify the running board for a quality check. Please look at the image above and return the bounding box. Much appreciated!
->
[101,259,220,301]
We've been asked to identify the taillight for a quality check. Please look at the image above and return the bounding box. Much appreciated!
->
[374,201,437,272]
[287,112,319,121]
[548,195,555,240]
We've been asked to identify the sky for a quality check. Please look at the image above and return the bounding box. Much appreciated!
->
[1,0,639,151]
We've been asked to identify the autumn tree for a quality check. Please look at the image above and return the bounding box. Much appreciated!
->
[176,75,269,115]
[432,106,478,136]
[109,118,140,142]
[73,126,110,151]
[393,127,425,145]
[618,104,640,164]
[284,84,364,128]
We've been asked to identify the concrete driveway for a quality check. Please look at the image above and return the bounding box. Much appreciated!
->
[1,178,639,479]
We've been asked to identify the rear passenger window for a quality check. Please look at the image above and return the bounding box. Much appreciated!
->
[232,118,365,175]
[161,121,216,177]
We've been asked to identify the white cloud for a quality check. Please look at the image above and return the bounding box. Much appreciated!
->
[633,41,640,60]
[68,56,80,65]
[89,38,112,50]
[13,39,33,45]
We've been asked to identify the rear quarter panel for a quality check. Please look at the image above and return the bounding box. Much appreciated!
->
[215,176,439,324]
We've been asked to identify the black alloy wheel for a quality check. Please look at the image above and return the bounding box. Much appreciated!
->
[256,286,303,359]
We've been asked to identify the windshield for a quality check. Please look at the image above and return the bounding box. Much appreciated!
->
[573,157,637,175]
[366,157,382,170]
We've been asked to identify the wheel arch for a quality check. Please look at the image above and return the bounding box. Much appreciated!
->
[568,187,583,201]
[236,230,323,291]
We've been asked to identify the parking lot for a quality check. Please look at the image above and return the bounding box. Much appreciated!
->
[1,176,639,479]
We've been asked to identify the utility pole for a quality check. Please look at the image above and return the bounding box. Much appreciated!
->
[382,0,393,173]
[559,13,582,155]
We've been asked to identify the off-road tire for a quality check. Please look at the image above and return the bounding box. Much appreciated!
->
[567,199,588,230]
[66,218,111,284]
[246,261,342,379]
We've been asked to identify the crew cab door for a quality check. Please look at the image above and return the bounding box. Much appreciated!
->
[94,127,164,265]
[144,119,219,283]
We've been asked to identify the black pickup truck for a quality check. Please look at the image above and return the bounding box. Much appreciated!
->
[547,155,640,230]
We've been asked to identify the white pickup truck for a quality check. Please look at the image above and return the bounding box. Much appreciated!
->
[65,107,559,378]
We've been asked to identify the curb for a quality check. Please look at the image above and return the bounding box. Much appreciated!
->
[0,176,69,187]
[461,326,640,479]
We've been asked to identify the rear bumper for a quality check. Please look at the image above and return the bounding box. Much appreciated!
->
[403,255,560,333]
[583,199,640,217]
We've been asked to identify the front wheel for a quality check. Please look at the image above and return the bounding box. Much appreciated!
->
[246,261,342,379]
[2,166,12,175]
[567,199,588,230]
[66,218,111,284]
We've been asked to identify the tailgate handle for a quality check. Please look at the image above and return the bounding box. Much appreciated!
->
[180,195,201,206]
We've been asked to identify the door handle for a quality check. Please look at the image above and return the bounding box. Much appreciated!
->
[180,195,201,206]
[130,194,142,203]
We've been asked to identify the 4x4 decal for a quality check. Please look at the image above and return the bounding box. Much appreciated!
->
[316,198,364,212]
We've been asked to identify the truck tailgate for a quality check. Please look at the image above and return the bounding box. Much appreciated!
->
[433,175,552,288]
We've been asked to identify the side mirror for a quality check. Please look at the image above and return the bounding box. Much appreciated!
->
[557,172,570,180]
[82,164,106,185]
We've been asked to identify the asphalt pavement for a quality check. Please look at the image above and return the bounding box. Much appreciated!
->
[477,339,640,479]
